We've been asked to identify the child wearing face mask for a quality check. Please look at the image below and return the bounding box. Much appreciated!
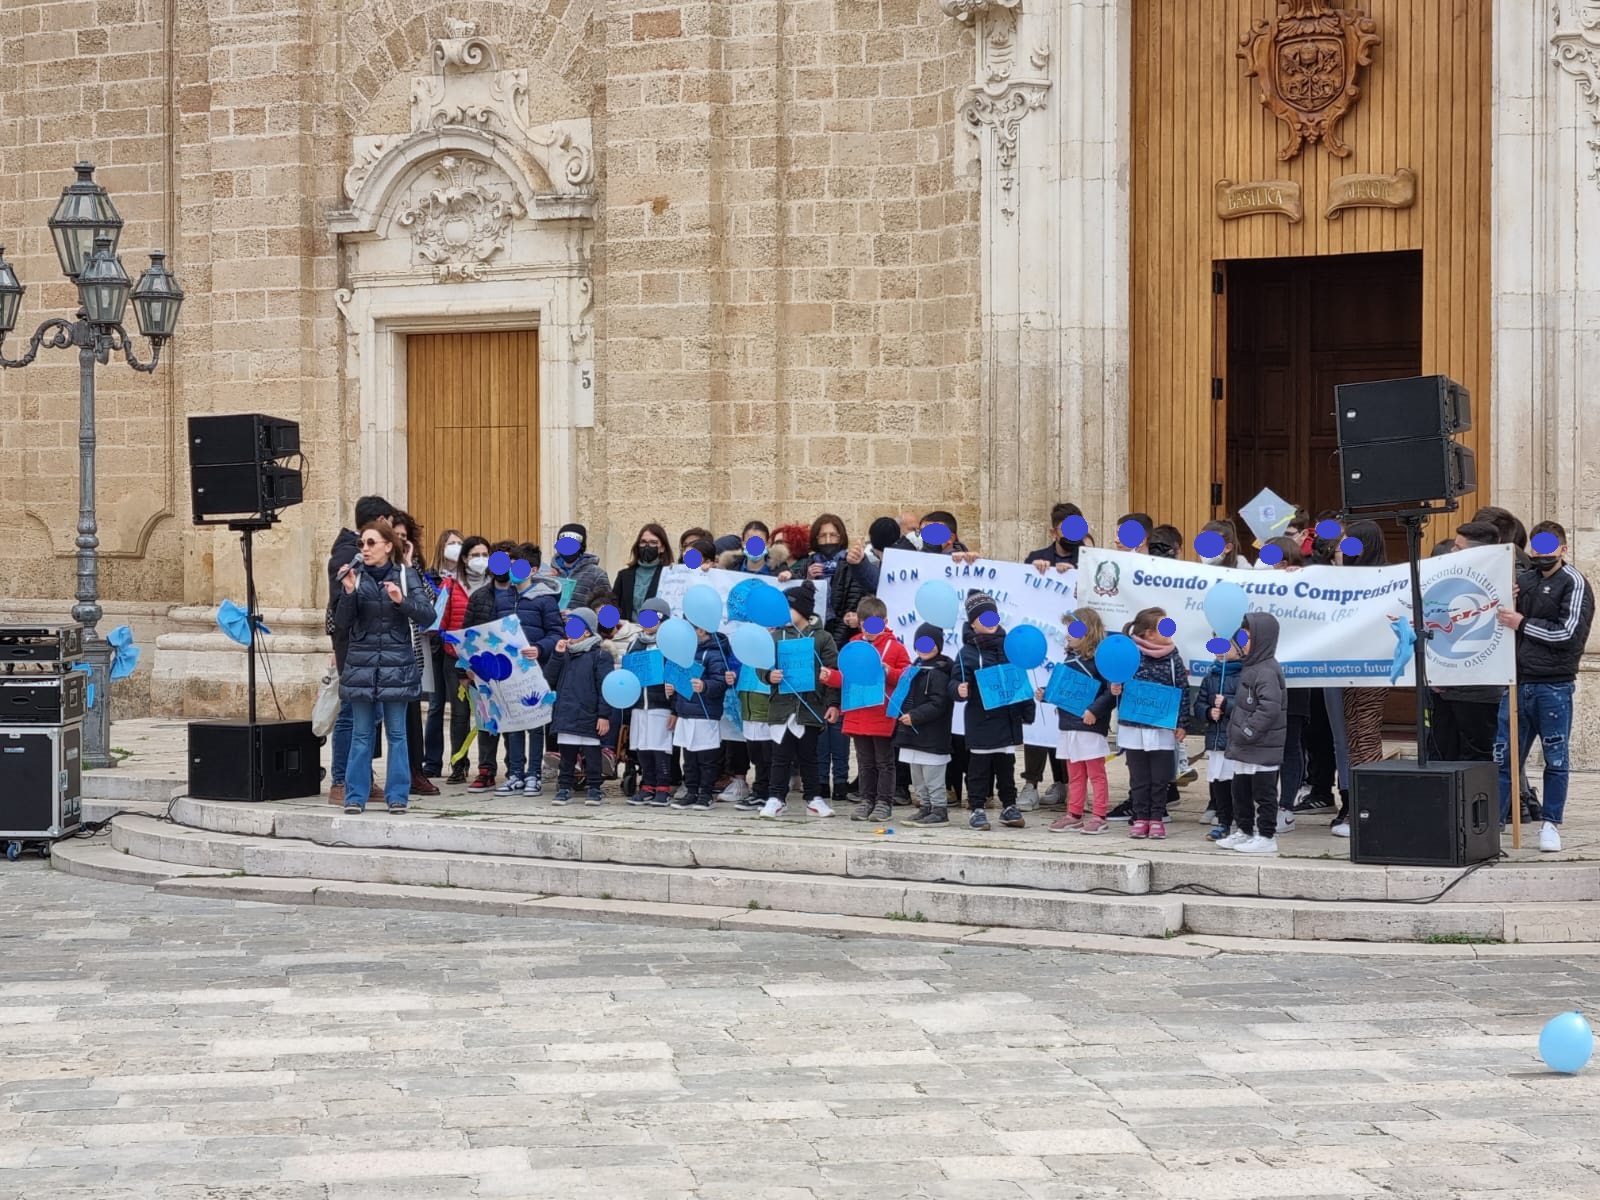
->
[437,535,490,785]
[1198,519,1243,568]
[422,528,465,780]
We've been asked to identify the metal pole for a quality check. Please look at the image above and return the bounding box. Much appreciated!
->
[242,527,258,726]
[1406,514,1429,768]
[70,329,113,769]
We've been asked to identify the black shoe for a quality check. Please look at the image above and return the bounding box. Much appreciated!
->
[1294,793,1335,812]
[690,794,713,810]
[914,807,948,825]
[1107,800,1134,822]
[846,776,860,796]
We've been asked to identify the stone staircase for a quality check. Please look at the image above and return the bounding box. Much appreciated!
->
[48,796,1600,948]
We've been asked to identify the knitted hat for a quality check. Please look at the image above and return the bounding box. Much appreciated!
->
[567,606,598,635]
[914,621,944,651]
[788,581,817,620]
[713,533,743,555]
[964,591,999,624]
[557,523,587,551]
[639,597,672,620]
[869,516,901,553]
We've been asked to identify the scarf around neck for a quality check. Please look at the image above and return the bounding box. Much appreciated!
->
[1131,633,1177,658]
[567,633,601,654]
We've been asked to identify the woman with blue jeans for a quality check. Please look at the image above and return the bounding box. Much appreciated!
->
[334,518,437,812]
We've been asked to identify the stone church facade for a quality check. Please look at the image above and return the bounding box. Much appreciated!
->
[0,0,1597,753]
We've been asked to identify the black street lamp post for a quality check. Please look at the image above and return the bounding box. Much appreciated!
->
[0,162,184,769]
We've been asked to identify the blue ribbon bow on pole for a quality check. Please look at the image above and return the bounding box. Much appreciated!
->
[1388,618,1417,684]
[217,599,270,646]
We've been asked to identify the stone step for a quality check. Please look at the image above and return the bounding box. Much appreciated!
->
[47,839,236,886]
[81,774,185,805]
[107,814,1187,937]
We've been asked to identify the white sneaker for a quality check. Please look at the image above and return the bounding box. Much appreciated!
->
[1016,783,1040,812]
[807,795,835,818]
[1540,822,1562,853]
[494,773,525,795]
[1330,821,1351,838]
[718,777,751,804]
[1041,782,1066,808]
[1276,808,1296,834]
[1216,830,1250,849]
[759,798,786,819]
[1200,808,1216,825]
[1236,835,1279,855]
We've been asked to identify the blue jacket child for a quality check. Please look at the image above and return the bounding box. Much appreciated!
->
[1053,651,1115,735]
[1190,656,1240,752]
[545,607,614,740]
[671,630,738,722]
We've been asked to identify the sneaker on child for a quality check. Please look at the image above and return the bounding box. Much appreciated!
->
[807,795,835,818]
[494,773,525,795]
[1235,835,1278,855]
[1016,783,1040,812]
[759,798,786,819]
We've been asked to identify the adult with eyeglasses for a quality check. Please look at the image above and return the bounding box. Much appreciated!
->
[334,518,437,813]
[612,523,673,622]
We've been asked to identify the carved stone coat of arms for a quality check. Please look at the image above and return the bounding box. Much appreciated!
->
[1239,0,1380,160]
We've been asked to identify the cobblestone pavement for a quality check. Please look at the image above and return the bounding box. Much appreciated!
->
[5,867,1600,1200]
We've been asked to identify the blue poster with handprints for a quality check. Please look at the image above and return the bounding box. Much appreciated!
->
[445,616,553,735]
[976,662,1034,709]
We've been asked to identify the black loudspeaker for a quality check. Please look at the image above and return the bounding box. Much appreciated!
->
[1341,438,1477,510]
[187,720,323,802]
[1335,375,1471,444]
[188,414,301,466]
[0,723,83,839]
[1350,760,1501,867]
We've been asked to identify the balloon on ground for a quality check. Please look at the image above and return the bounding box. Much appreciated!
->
[1539,1012,1594,1074]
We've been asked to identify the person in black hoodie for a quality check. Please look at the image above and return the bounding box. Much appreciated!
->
[1494,520,1594,851]
[951,592,1035,831]
[545,606,615,806]
[1217,612,1288,856]
[897,622,956,825]
[326,494,396,806]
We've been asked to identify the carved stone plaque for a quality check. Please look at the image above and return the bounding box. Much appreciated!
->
[1239,0,1380,161]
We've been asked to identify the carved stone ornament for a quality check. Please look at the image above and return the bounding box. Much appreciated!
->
[938,0,1020,24]
[1239,0,1380,160]
[948,0,1051,223]
[396,155,527,282]
[1553,3,1600,187]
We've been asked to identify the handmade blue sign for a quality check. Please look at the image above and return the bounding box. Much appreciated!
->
[1120,679,1183,728]
[843,679,886,713]
[885,665,920,719]
[776,637,816,694]
[737,664,767,694]
[1044,664,1101,717]
[976,662,1033,709]
[662,657,704,696]
[622,648,665,687]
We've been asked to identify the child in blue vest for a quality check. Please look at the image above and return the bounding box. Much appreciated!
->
[667,623,736,810]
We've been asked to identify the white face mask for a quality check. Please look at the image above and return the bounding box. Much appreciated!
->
[443,543,462,563]
[466,556,489,573]
[1201,553,1225,566]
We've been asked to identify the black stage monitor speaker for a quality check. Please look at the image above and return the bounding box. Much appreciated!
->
[1350,760,1501,867]
[187,720,323,802]
[1341,437,1476,510]
[191,462,305,523]
[1335,375,1471,445]
[188,414,300,467]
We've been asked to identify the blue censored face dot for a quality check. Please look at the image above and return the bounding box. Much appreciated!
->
[598,604,619,628]
[863,616,886,635]
[565,616,587,639]
[1157,617,1176,637]
[487,551,511,575]
[1206,637,1230,655]
[922,522,952,546]
[555,535,581,557]
[1194,531,1225,559]
[684,548,703,569]
[1316,519,1341,539]
[1236,629,1250,648]
[509,558,531,582]
[1532,531,1560,555]
[914,635,936,654]
[1117,520,1146,549]
[1067,620,1087,639]
[745,535,767,558]
[639,610,661,629]
[978,610,999,630]
[1259,543,1284,566]
[1060,514,1089,542]
[1339,536,1363,558]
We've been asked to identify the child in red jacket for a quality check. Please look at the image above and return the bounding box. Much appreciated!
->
[819,596,912,823]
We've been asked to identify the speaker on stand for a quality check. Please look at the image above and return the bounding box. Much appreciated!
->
[186,415,321,802]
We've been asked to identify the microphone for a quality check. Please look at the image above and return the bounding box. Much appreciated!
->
[337,551,362,582]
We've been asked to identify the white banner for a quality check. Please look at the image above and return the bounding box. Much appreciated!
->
[1077,546,1516,688]
[452,616,554,735]
[652,565,827,631]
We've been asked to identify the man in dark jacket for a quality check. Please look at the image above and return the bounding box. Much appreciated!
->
[326,494,395,806]
[1494,521,1594,850]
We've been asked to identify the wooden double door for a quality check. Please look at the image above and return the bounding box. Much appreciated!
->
[405,329,539,552]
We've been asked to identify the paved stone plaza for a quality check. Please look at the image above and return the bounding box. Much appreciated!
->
[4,867,1600,1199]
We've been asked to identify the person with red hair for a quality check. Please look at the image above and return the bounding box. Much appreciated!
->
[770,523,810,571]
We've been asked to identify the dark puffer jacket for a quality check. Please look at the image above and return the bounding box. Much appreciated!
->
[545,639,614,738]
[1053,653,1115,734]
[671,632,736,721]
[951,629,1036,751]
[1117,644,1188,731]
[792,552,867,647]
[1191,658,1241,751]
[761,617,840,728]
[537,552,612,611]
[1224,613,1287,766]
[463,577,562,663]
[891,653,955,755]
[334,563,436,703]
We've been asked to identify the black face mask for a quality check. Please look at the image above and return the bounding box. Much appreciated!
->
[636,545,660,565]
[1313,537,1339,561]
[1530,555,1561,572]
[493,574,511,586]
[1148,542,1178,559]
[815,541,843,559]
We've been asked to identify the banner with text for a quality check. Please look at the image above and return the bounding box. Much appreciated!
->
[652,566,827,633]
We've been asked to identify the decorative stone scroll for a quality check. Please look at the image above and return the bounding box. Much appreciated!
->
[1553,4,1600,188]
[1325,167,1416,217]
[1215,178,1304,223]
[1239,0,1380,161]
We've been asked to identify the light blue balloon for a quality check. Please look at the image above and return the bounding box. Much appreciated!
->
[1094,633,1141,685]
[1539,1012,1594,1074]
[745,583,792,628]
[838,640,886,685]
[1004,625,1048,670]
[683,584,724,632]
[601,668,642,708]
[658,617,699,667]
[728,621,775,669]
[1203,581,1250,639]
[915,580,962,630]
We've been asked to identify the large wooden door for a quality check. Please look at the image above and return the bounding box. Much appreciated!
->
[406,330,539,550]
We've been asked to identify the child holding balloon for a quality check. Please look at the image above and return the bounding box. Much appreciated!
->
[952,593,1035,831]
[544,607,615,806]
[826,596,911,824]
[1040,609,1115,833]
[622,598,675,807]
[666,618,737,811]
[1111,607,1188,839]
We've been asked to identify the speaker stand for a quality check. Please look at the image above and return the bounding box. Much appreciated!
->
[228,518,275,726]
